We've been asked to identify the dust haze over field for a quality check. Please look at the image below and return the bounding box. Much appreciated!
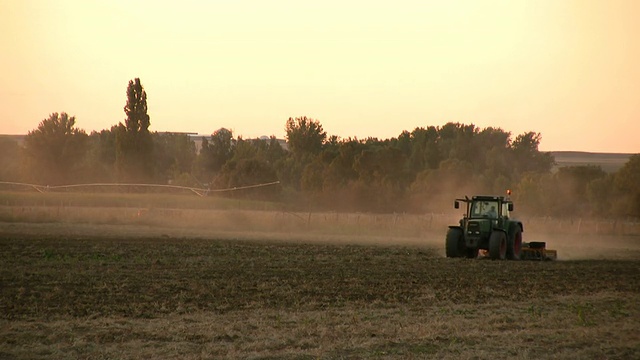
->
[1,191,640,359]
[1,198,639,261]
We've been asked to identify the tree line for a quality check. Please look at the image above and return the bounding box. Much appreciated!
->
[1,78,638,218]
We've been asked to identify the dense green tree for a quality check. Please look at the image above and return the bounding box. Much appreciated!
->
[557,166,607,196]
[233,136,286,165]
[553,165,607,215]
[264,137,287,166]
[195,128,236,183]
[23,112,88,185]
[209,128,236,168]
[615,154,640,194]
[323,138,363,188]
[300,158,326,194]
[213,158,279,200]
[587,174,616,216]
[0,137,24,182]
[232,137,258,161]
[194,132,286,192]
[153,133,196,184]
[614,154,640,216]
[277,155,305,191]
[280,116,327,190]
[285,116,326,158]
[477,127,512,181]
[408,159,477,213]
[511,132,554,174]
[91,127,118,166]
[407,126,440,172]
[514,172,556,215]
[116,78,153,182]
[353,145,408,187]
[80,127,118,182]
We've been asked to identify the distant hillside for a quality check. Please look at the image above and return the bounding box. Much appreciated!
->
[551,151,633,173]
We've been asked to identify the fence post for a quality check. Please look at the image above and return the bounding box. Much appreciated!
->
[577,218,582,234]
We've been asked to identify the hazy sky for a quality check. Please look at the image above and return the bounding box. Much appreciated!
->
[1,0,639,152]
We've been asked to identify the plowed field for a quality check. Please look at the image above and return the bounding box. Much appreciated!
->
[1,224,639,359]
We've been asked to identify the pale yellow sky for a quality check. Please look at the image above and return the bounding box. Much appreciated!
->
[1,0,639,152]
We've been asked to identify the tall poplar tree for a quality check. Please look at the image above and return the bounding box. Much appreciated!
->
[116,78,154,182]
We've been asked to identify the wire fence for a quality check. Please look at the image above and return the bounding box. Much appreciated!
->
[1,181,639,236]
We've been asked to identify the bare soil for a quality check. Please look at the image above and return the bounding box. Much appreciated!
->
[1,222,639,359]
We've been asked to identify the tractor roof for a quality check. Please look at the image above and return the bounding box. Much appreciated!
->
[471,195,508,202]
[455,195,512,203]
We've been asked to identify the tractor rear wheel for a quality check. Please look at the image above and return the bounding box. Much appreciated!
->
[507,226,522,260]
[489,231,507,260]
[445,228,465,258]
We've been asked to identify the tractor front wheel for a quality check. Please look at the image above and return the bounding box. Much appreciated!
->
[445,227,465,258]
[489,231,507,260]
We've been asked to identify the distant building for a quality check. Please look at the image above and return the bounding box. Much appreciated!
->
[0,134,26,146]
[157,131,198,136]
[189,134,212,153]
[187,133,288,153]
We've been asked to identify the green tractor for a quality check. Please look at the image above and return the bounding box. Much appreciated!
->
[446,195,523,260]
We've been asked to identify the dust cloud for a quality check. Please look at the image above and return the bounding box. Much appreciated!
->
[1,190,638,261]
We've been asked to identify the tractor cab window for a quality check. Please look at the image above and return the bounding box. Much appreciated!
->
[471,201,499,218]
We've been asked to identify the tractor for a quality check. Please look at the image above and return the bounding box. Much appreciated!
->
[446,194,523,260]
[445,194,556,260]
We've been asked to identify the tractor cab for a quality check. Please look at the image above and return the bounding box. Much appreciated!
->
[455,196,513,221]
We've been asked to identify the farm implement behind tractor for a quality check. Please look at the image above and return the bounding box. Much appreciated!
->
[520,242,557,261]
[445,192,557,260]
